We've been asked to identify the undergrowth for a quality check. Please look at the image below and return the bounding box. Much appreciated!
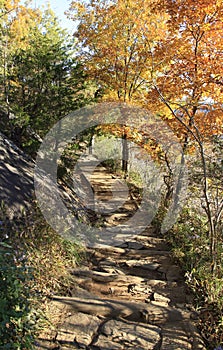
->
[160,206,223,349]
[0,204,84,349]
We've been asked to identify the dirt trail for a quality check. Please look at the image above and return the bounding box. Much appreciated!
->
[35,160,206,350]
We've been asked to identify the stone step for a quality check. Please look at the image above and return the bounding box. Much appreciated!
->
[87,243,126,254]
[125,249,171,257]
[51,295,186,324]
[51,294,205,350]
[116,241,145,250]
[93,318,161,350]
[71,268,146,285]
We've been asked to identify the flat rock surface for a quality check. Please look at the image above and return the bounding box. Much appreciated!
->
[35,159,206,350]
[94,319,161,349]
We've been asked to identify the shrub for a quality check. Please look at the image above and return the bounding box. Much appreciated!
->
[164,207,223,348]
[0,204,84,349]
[0,242,34,349]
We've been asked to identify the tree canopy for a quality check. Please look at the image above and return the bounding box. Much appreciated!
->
[0,0,92,152]
[68,0,168,102]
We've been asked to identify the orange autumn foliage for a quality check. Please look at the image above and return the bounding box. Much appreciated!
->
[148,0,223,141]
[68,0,168,103]
[69,0,223,152]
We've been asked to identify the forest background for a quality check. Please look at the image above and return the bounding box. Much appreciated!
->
[0,0,222,348]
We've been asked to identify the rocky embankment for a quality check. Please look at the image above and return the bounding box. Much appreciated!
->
[0,132,34,217]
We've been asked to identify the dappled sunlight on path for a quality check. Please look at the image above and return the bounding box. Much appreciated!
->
[35,163,206,350]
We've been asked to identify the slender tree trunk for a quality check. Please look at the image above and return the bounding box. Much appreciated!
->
[89,133,94,155]
[3,36,10,117]
[199,142,217,272]
[122,131,128,177]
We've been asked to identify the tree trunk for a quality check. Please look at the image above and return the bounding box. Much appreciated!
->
[89,134,95,155]
[122,131,128,177]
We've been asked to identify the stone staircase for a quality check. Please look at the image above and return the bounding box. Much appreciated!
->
[35,161,206,350]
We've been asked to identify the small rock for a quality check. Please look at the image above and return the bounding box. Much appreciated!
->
[153,292,170,305]
[127,283,137,293]
[138,263,160,271]
[108,287,115,294]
